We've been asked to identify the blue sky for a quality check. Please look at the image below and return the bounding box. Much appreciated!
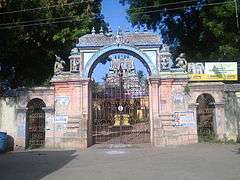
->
[101,0,157,33]
[102,0,132,32]
[92,1,149,82]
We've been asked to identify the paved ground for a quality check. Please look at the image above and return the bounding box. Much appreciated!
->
[0,143,239,180]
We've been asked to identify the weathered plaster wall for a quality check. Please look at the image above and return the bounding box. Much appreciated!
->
[224,91,240,141]
[1,82,238,150]
[15,87,55,149]
[0,98,17,143]
[188,82,225,139]
[0,87,55,150]
[160,75,198,146]
[51,74,91,149]
[150,73,198,147]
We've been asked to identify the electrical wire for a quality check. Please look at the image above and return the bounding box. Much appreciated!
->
[0,19,83,29]
[130,1,234,15]
[0,0,232,17]
[0,0,92,15]
[128,0,197,11]
[0,0,197,16]
[0,0,235,29]
[0,0,197,28]
[0,15,78,26]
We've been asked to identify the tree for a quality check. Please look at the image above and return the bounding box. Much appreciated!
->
[0,0,106,88]
[120,0,240,61]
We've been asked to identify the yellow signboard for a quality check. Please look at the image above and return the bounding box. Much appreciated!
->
[236,92,240,97]
[188,62,238,81]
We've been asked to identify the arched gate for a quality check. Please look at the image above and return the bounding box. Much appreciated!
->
[26,98,46,148]
[91,55,150,144]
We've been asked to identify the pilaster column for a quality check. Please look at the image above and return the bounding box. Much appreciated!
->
[149,77,161,145]
[51,74,91,149]
[16,108,28,149]
[214,102,225,139]
[42,107,55,148]
[188,103,198,126]
[80,79,92,147]
[188,103,198,141]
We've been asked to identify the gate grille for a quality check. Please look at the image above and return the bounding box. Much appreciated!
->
[92,59,150,144]
[196,94,215,142]
[26,99,45,148]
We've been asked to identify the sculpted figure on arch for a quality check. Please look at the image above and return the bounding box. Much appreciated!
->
[175,53,187,72]
[54,55,66,75]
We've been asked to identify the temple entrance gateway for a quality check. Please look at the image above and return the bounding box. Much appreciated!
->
[26,98,46,149]
[6,30,229,150]
[91,54,150,144]
[48,30,226,149]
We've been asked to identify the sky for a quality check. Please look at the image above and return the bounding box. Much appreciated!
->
[91,1,149,82]
[101,0,132,32]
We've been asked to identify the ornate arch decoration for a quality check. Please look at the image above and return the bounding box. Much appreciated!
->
[196,93,215,105]
[83,44,157,78]
[27,98,46,109]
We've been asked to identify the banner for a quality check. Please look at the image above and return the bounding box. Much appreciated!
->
[55,115,68,124]
[188,62,238,81]
[173,111,195,127]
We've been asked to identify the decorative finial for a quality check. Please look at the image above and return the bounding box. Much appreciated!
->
[134,26,140,33]
[143,25,148,32]
[100,26,104,35]
[117,26,122,35]
[108,26,112,33]
[91,27,96,35]
[125,26,130,33]
[106,26,113,36]
[161,44,170,52]
[70,48,78,55]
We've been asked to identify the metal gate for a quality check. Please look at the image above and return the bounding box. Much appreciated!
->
[92,59,150,144]
[26,99,45,148]
[196,94,215,142]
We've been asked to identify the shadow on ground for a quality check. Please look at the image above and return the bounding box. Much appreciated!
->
[237,147,240,154]
[0,150,77,180]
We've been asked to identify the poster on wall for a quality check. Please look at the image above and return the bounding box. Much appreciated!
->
[188,62,238,81]
[17,123,26,138]
[55,96,69,115]
[173,111,195,127]
[55,96,69,105]
[55,115,68,124]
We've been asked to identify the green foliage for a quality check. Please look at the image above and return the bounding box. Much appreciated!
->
[0,0,106,87]
[121,0,240,61]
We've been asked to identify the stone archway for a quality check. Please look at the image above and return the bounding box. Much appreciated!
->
[52,31,196,148]
[85,46,153,145]
[196,93,215,142]
[26,98,46,149]
[84,44,157,78]
[90,53,151,144]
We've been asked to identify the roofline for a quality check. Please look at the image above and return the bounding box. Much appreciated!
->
[76,44,162,50]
